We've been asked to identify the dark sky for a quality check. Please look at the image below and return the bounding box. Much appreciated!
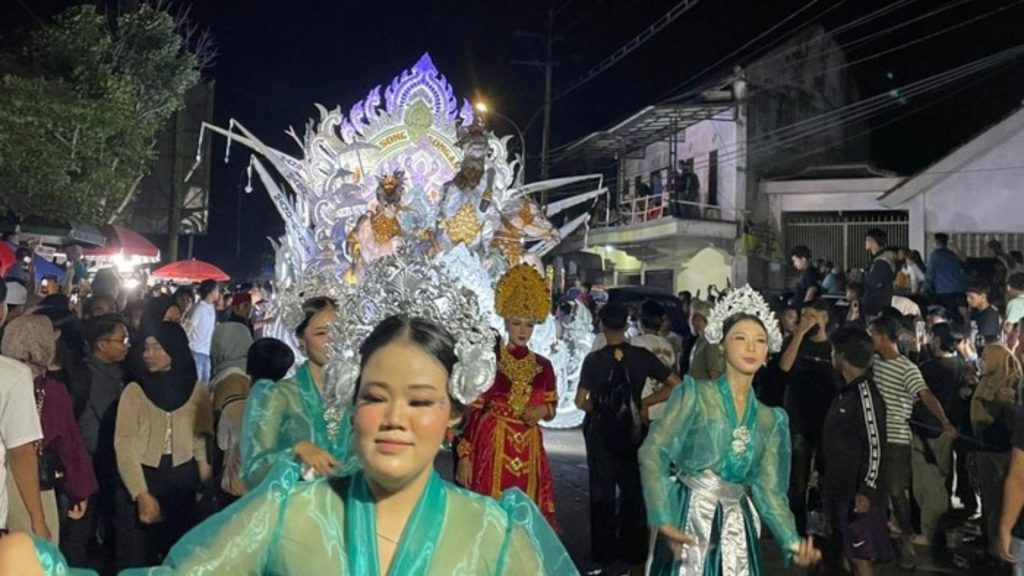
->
[5,0,1024,277]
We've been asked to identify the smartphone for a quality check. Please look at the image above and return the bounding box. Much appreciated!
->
[41,279,49,287]
[915,320,926,342]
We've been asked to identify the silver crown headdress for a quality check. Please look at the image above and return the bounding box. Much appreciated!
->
[703,285,784,353]
[321,247,498,439]
[273,267,349,334]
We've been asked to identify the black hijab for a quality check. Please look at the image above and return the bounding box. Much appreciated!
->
[134,322,197,412]
[141,295,178,332]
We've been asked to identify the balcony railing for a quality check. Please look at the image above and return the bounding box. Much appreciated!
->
[594,194,724,228]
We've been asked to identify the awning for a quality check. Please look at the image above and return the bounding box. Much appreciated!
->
[0,220,106,247]
[553,102,734,163]
[83,225,161,263]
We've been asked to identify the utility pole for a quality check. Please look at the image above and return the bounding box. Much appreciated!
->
[541,7,554,182]
[513,7,560,204]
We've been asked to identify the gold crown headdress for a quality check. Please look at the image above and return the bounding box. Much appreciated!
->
[495,264,550,322]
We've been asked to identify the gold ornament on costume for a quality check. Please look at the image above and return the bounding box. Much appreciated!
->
[441,203,483,245]
[492,235,523,264]
[500,347,542,417]
[495,264,550,322]
[370,213,402,244]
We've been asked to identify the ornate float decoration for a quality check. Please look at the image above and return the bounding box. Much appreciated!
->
[194,53,600,427]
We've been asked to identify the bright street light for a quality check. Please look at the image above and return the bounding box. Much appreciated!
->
[473,100,526,185]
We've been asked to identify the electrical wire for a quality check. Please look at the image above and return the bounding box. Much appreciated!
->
[554,0,705,102]
[755,0,1024,94]
[671,44,1024,173]
[555,43,1023,174]
[652,0,838,104]
[657,0,921,105]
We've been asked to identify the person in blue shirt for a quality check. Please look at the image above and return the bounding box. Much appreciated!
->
[925,233,967,323]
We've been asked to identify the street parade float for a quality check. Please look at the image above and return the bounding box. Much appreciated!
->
[194,54,603,427]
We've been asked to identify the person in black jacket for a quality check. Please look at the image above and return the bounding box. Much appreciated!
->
[823,326,893,575]
[863,229,896,318]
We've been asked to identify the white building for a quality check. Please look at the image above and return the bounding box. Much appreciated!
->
[551,25,867,294]
[880,104,1024,257]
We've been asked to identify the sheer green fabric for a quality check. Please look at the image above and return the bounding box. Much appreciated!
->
[240,363,354,489]
[120,468,577,575]
[31,535,96,575]
[638,376,800,562]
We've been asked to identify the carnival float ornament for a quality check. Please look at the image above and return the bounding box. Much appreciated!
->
[192,53,604,427]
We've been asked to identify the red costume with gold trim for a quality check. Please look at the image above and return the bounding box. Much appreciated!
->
[461,345,558,525]
[458,264,559,525]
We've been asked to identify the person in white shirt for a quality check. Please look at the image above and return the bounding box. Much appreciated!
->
[0,282,47,539]
[186,279,220,385]
[631,300,677,421]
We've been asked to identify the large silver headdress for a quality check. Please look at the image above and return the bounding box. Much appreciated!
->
[704,285,784,353]
[321,247,498,438]
[273,267,349,334]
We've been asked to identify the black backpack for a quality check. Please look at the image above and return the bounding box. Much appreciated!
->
[592,346,643,452]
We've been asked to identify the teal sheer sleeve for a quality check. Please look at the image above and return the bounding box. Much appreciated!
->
[241,377,302,489]
[749,407,801,561]
[496,489,578,575]
[31,535,98,576]
[119,465,300,575]
[639,377,698,527]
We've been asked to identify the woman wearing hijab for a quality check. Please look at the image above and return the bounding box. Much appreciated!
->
[209,322,253,503]
[971,343,1022,561]
[113,322,212,569]
[140,295,183,329]
[1,316,98,549]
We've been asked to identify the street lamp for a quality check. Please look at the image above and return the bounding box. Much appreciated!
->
[475,101,527,185]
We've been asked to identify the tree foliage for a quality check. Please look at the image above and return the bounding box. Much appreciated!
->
[0,3,208,224]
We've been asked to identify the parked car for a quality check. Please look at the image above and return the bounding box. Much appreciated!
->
[593,286,689,336]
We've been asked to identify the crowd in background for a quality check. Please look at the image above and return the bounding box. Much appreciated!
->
[0,255,293,574]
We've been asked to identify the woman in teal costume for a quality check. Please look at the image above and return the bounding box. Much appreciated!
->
[639,286,821,575]
[26,315,575,575]
[241,296,355,488]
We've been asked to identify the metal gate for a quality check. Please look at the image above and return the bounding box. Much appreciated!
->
[784,211,909,273]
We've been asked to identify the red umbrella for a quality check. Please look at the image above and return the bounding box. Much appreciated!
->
[0,242,15,275]
[83,225,161,262]
[152,259,230,283]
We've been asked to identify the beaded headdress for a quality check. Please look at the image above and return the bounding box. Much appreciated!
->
[494,264,550,322]
[273,267,348,334]
[703,285,784,353]
[321,247,498,439]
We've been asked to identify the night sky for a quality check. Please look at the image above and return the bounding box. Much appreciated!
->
[5,0,1024,277]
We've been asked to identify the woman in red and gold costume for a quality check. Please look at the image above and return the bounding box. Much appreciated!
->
[455,264,559,526]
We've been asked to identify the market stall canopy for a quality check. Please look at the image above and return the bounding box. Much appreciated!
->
[82,225,161,264]
[2,241,66,284]
[0,220,106,247]
[152,259,230,283]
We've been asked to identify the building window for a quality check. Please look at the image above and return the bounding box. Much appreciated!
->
[708,150,718,206]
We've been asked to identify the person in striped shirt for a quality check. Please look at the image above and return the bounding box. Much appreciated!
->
[867,316,956,571]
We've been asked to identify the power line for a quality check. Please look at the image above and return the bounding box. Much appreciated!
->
[659,0,922,104]
[554,0,705,102]
[651,0,833,105]
[14,0,45,25]
[591,43,1023,178]
[680,44,1024,173]
[754,0,1023,94]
